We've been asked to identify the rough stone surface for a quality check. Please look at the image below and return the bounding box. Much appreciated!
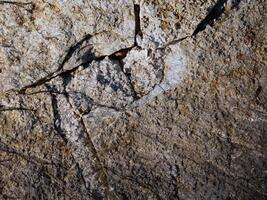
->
[0,0,266,199]
[136,0,217,48]
[0,0,135,91]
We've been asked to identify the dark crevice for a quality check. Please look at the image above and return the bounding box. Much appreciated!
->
[11,31,139,95]
[14,34,93,93]
[58,34,93,71]
[80,55,106,69]
[0,106,35,112]
[16,57,109,96]
[134,4,142,46]
[0,1,32,4]
[46,85,68,144]
[15,75,54,94]
[108,45,141,100]
[192,0,228,36]
[60,71,75,99]
[23,90,62,96]
[192,0,244,36]
[109,49,140,101]
[232,0,242,9]
[109,47,134,60]
[168,164,180,200]
[119,61,140,100]
[76,163,92,196]
[17,54,105,95]
[157,36,188,50]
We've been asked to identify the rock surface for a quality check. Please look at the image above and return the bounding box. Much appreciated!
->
[0,0,266,199]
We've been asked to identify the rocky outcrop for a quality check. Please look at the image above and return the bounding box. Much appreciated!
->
[0,0,266,199]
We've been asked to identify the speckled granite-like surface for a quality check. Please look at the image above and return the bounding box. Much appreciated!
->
[0,0,266,199]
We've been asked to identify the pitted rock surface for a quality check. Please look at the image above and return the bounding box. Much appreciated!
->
[0,0,266,199]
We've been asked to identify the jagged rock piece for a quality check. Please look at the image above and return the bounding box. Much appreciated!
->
[66,58,134,110]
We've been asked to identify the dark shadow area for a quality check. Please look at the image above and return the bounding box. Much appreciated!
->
[192,0,228,36]
[134,4,142,46]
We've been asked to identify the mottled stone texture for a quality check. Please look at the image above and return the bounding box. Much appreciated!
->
[0,0,266,199]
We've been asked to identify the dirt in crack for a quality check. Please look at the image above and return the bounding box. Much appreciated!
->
[109,47,134,60]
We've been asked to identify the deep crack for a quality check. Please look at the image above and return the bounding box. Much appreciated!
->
[11,34,94,94]
[157,36,188,50]
[58,34,93,71]
[46,85,68,144]
[7,6,143,95]
[134,4,142,47]
[109,48,140,100]
[192,0,228,36]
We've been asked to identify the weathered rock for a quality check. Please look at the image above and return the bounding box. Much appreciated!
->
[0,0,135,92]
[122,47,164,96]
[0,0,266,199]
[66,58,135,110]
[136,0,217,48]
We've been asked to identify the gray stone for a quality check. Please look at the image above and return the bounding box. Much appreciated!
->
[0,0,266,199]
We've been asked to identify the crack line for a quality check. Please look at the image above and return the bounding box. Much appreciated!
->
[0,1,32,5]
[192,0,228,36]
[0,106,35,112]
[134,4,142,47]
[79,116,117,200]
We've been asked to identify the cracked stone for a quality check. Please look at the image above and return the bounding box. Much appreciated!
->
[66,58,135,110]
[0,0,135,92]
[137,0,217,48]
[0,0,266,199]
